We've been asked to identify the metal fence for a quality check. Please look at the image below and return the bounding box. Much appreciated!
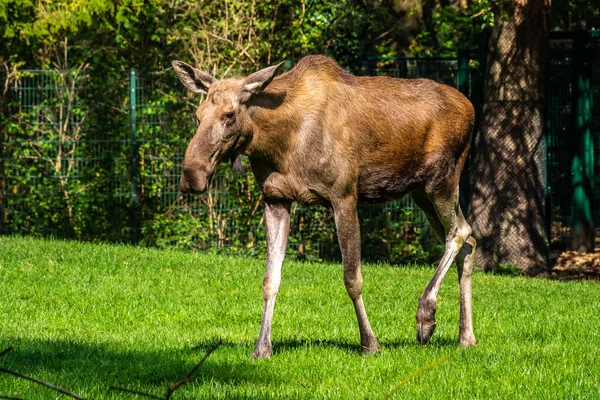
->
[1,31,598,262]
[545,30,599,245]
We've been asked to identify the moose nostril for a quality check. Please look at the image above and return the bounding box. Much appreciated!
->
[180,174,191,193]
[180,167,209,193]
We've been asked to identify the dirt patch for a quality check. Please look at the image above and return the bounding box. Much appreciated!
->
[550,246,600,280]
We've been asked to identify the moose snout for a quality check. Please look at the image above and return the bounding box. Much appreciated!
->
[180,168,210,194]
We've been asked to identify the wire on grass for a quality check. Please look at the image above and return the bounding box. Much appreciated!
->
[384,353,453,400]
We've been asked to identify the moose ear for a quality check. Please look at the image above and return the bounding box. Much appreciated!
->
[242,61,285,95]
[172,60,215,94]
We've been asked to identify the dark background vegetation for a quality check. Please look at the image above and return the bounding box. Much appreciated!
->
[1,0,599,270]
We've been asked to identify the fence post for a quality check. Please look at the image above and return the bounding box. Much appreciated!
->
[468,28,489,187]
[456,49,470,213]
[130,68,138,243]
[544,58,553,244]
[457,49,470,96]
[570,30,594,251]
[367,57,376,76]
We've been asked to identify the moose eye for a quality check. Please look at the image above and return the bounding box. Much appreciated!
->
[223,111,236,125]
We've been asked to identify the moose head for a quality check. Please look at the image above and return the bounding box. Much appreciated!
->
[171,60,284,193]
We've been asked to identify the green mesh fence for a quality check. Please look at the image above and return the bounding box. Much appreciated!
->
[0,69,131,240]
[1,37,598,261]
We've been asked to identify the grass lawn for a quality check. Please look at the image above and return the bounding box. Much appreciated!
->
[0,236,599,399]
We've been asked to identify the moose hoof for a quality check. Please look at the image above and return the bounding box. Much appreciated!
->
[416,298,437,345]
[250,343,272,359]
[458,334,477,348]
[361,337,381,355]
[416,323,437,345]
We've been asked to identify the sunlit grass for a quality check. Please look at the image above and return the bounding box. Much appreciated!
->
[0,236,599,399]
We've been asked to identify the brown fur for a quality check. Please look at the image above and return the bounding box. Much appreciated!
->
[245,55,474,204]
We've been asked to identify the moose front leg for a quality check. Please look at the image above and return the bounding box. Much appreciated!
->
[332,196,380,354]
[251,199,291,359]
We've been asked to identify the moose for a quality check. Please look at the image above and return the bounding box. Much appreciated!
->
[172,55,477,358]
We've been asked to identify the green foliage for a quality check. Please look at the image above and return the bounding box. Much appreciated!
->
[409,0,495,56]
[0,0,476,71]
[6,0,583,263]
[270,0,410,65]
[472,0,496,29]
[551,0,600,30]
[0,68,128,240]
[1,237,600,398]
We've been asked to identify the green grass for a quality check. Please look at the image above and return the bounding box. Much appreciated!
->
[0,236,599,399]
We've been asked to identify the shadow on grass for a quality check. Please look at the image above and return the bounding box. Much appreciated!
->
[1,333,458,398]
[0,337,272,398]
[267,335,457,355]
[385,335,457,348]
[273,338,360,354]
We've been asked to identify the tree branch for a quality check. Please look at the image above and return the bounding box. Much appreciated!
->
[471,8,491,19]
[164,340,222,399]
[0,367,86,400]
[108,340,222,400]
[0,348,13,358]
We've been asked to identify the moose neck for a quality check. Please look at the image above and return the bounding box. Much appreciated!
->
[244,89,297,171]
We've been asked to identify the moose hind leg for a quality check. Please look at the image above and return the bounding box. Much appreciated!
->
[456,234,477,347]
[415,188,471,345]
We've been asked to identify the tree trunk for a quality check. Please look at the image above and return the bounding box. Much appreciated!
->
[468,0,550,275]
